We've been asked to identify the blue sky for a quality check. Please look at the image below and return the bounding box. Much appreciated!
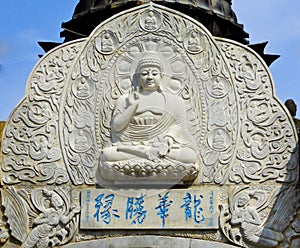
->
[0,0,300,120]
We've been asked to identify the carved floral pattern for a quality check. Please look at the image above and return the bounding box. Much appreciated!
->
[218,40,298,184]
[0,3,299,248]
[2,2,295,187]
[1,42,83,185]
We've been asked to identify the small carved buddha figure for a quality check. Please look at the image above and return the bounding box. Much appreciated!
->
[74,130,88,151]
[187,31,201,52]
[211,76,225,97]
[101,55,197,166]
[144,11,157,30]
[77,77,90,98]
[212,130,225,150]
[101,33,114,52]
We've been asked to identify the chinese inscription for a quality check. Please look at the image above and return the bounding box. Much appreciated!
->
[94,193,120,224]
[181,193,205,224]
[81,189,219,229]
[126,194,147,225]
[155,192,173,228]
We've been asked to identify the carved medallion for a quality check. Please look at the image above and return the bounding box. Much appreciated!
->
[140,9,162,32]
[0,3,299,247]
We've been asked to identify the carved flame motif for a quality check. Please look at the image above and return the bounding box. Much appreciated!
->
[0,3,298,248]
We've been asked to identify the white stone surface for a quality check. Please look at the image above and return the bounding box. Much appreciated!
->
[1,2,297,187]
[80,188,219,229]
[0,2,299,248]
[63,236,237,248]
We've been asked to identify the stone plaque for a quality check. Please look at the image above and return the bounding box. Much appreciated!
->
[80,188,219,229]
[1,2,299,248]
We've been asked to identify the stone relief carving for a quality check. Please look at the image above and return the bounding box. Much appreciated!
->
[68,2,240,185]
[216,39,298,185]
[2,2,294,187]
[99,53,199,182]
[63,54,99,185]
[2,187,79,247]
[287,214,300,247]
[95,31,117,55]
[1,41,83,185]
[1,187,28,243]
[184,30,204,54]
[220,186,300,247]
[0,2,299,247]
[24,189,80,247]
[2,0,296,190]
[140,9,162,32]
[60,3,235,184]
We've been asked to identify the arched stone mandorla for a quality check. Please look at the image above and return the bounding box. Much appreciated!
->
[0,3,299,248]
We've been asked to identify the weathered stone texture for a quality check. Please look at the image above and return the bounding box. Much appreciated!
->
[0,3,299,248]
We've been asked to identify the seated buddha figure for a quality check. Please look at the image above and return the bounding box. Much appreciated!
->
[101,55,198,169]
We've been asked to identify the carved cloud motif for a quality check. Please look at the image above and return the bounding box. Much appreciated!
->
[0,3,297,187]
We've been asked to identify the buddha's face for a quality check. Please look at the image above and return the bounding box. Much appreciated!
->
[138,66,162,91]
